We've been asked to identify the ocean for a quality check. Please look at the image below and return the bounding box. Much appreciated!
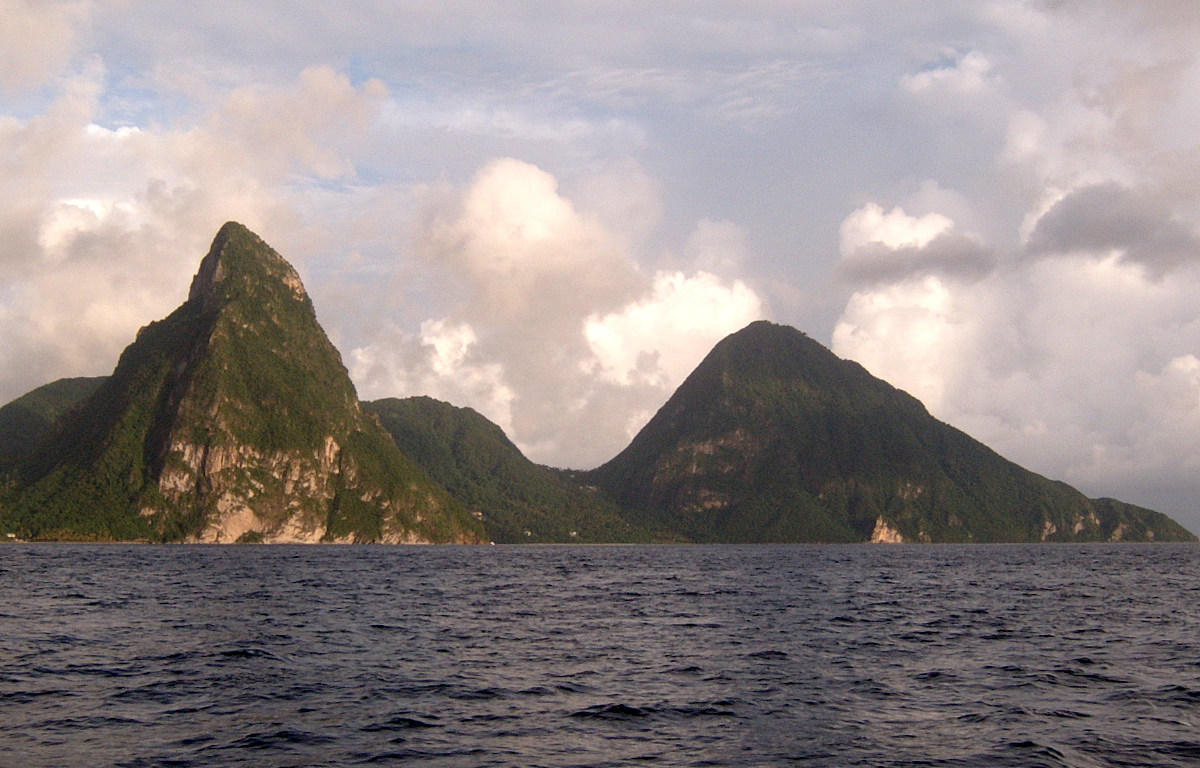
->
[3,543,1200,767]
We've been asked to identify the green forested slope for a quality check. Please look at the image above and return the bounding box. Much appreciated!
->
[367,396,648,542]
[587,321,1194,543]
[0,377,106,467]
[2,275,1190,543]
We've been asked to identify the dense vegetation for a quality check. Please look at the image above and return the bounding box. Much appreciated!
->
[587,321,1195,543]
[366,396,649,542]
[0,377,106,468]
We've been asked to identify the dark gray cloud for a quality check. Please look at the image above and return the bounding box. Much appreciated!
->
[1026,182,1200,275]
[839,230,996,284]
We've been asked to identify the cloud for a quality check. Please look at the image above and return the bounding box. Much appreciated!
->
[833,275,970,416]
[416,158,638,321]
[902,50,995,95]
[834,221,1200,524]
[1025,181,1200,275]
[837,202,994,284]
[1126,355,1200,481]
[840,203,954,253]
[584,270,762,387]
[566,158,664,250]
[683,219,751,276]
[211,66,388,181]
[825,5,1200,528]
[546,59,824,127]
[350,319,518,438]
[835,253,1123,446]
[0,62,395,405]
[0,0,90,92]
[351,158,763,466]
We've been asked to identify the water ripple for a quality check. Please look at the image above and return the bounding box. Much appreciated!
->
[3,543,1200,767]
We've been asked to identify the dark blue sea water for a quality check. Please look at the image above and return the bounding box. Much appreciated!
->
[3,544,1200,767]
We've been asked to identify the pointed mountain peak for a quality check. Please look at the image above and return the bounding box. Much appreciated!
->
[9,223,483,544]
[187,221,307,310]
[731,318,798,338]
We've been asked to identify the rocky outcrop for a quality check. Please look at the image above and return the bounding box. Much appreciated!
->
[870,517,905,544]
[151,437,339,542]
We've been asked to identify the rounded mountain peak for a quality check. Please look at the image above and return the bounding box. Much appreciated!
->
[679,319,859,397]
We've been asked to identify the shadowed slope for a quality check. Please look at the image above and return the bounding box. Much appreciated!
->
[367,396,648,542]
[0,377,106,467]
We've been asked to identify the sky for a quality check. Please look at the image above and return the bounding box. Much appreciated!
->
[4,1,1200,532]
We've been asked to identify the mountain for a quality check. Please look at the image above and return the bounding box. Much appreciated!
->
[365,396,647,543]
[1,263,1191,545]
[3,223,483,543]
[587,320,1194,543]
[0,377,106,467]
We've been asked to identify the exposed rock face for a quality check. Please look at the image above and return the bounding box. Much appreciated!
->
[12,223,483,543]
[588,321,1195,543]
[153,438,340,543]
[870,517,905,544]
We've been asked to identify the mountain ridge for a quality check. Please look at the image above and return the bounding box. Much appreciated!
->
[1,245,1192,542]
[0,377,106,468]
[365,396,650,542]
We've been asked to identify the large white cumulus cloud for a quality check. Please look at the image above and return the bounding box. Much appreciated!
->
[835,251,1200,516]
[585,270,761,388]
[350,158,763,466]
[1,1,771,472]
